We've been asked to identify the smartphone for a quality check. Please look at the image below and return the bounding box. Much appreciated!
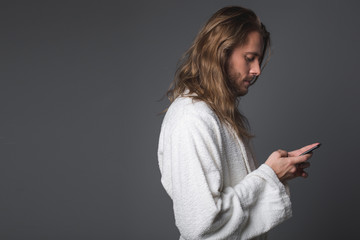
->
[299,143,321,156]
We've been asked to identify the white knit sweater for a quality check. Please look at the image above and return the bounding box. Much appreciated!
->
[158,96,292,240]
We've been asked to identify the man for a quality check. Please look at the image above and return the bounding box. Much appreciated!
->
[158,6,317,240]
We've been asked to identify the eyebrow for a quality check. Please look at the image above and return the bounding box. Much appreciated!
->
[245,51,261,57]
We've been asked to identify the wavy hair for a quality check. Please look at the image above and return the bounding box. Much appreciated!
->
[166,6,270,140]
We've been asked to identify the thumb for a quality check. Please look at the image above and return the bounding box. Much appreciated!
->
[276,149,288,158]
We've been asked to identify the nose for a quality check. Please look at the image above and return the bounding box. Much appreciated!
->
[250,62,261,77]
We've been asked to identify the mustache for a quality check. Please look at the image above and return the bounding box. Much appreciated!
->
[249,75,257,85]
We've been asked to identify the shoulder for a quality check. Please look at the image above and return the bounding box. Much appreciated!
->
[163,96,221,131]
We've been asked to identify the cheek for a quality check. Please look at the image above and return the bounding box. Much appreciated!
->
[227,65,242,83]
[232,57,247,72]
[237,60,249,74]
[227,54,248,78]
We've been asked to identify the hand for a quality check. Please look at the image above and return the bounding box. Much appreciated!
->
[265,143,319,182]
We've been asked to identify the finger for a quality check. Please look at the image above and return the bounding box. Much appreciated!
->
[291,168,304,179]
[304,152,313,159]
[298,162,311,169]
[289,143,320,156]
[301,170,308,178]
[288,155,310,165]
[276,149,288,157]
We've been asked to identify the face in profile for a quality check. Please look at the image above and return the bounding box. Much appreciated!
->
[227,31,264,96]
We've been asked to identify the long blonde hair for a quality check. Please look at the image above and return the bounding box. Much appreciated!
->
[167,6,270,140]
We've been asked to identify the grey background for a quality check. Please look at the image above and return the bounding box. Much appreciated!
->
[1,0,359,239]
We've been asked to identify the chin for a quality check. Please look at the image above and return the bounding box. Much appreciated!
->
[236,89,248,97]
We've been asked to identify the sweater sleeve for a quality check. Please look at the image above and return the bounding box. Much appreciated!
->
[165,108,292,240]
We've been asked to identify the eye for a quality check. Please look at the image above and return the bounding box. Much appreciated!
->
[245,56,255,62]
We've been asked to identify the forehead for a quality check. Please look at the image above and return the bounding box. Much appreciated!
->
[236,31,263,55]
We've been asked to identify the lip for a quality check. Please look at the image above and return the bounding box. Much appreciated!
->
[244,80,251,85]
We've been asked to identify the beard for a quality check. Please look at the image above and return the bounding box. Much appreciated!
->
[227,71,249,97]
